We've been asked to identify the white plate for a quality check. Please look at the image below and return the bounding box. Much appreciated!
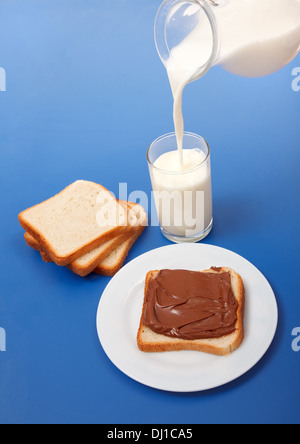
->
[96,244,278,392]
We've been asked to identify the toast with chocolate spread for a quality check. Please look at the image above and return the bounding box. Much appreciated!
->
[137,267,245,356]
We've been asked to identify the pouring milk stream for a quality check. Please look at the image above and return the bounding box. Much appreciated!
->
[150,0,300,241]
[155,0,300,167]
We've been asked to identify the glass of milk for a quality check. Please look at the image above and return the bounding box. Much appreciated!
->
[147,132,213,243]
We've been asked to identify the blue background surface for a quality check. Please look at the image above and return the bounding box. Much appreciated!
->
[0,0,299,424]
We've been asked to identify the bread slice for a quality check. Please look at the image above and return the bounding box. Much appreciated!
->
[25,230,132,276]
[19,181,130,266]
[137,267,245,356]
[23,201,140,276]
[94,202,147,276]
[24,201,147,277]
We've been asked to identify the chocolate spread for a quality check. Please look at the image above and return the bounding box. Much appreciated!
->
[143,269,238,340]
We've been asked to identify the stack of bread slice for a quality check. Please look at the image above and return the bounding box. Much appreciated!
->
[18,180,147,277]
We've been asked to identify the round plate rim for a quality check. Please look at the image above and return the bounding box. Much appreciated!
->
[96,243,278,392]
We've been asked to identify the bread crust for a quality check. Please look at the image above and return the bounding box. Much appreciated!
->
[94,224,146,276]
[26,230,135,276]
[137,268,245,356]
[24,200,147,277]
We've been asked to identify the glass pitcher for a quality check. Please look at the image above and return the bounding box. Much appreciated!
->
[155,0,300,81]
